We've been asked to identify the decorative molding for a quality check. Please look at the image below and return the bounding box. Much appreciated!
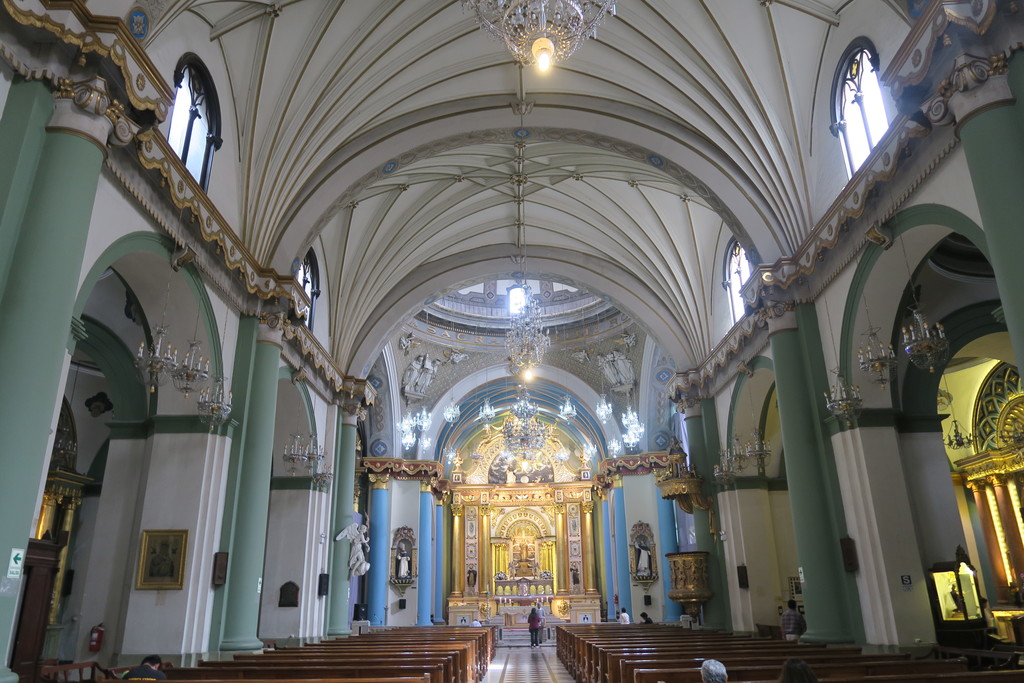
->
[1,0,173,120]
[601,453,670,477]
[361,457,442,481]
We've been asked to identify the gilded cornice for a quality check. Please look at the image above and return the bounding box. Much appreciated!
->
[956,447,1024,481]
[135,130,311,319]
[1,0,172,119]
[361,457,441,481]
[601,453,671,477]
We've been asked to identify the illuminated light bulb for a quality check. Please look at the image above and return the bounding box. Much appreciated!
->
[532,37,554,71]
[523,368,534,381]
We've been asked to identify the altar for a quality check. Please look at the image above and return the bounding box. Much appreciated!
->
[498,605,535,625]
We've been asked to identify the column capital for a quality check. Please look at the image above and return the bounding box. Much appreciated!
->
[338,396,367,424]
[48,76,137,153]
[581,501,594,514]
[763,300,798,335]
[369,472,391,490]
[451,503,464,517]
[922,52,1013,128]
[257,312,288,347]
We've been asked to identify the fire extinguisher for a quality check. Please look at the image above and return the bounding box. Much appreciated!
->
[88,623,105,652]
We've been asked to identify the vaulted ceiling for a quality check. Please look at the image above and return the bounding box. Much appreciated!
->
[140,0,912,373]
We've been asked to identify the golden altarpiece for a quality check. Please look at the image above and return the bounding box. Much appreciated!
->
[444,428,603,625]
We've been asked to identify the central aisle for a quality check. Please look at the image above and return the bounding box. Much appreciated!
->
[483,645,574,683]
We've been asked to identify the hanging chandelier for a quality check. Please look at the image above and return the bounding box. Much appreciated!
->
[902,308,948,373]
[621,405,645,450]
[506,283,550,377]
[444,401,461,423]
[713,449,737,488]
[311,464,333,492]
[502,386,550,459]
[558,395,577,421]
[858,327,897,389]
[136,325,178,392]
[944,419,974,451]
[197,375,233,431]
[400,407,432,450]
[463,0,618,71]
[282,433,325,476]
[608,438,622,457]
[478,398,498,421]
[824,371,863,427]
[595,394,613,424]
[741,428,771,463]
[171,339,210,397]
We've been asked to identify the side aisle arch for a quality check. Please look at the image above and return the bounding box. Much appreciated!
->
[74,232,223,376]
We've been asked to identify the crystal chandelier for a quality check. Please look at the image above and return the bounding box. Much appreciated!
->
[502,386,551,459]
[713,449,737,488]
[608,439,622,456]
[171,339,210,397]
[463,0,618,71]
[282,433,325,476]
[621,405,645,450]
[741,428,771,463]
[136,325,178,393]
[558,395,577,421]
[902,308,948,373]
[444,401,461,423]
[400,407,432,450]
[506,283,550,377]
[478,398,498,421]
[595,394,613,424]
[197,375,233,431]
[858,327,896,389]
[824,371,862,427]
[311,464,333,492]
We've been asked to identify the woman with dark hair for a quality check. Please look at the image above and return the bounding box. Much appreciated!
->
[777,658,818,683]
[528,607,542,647]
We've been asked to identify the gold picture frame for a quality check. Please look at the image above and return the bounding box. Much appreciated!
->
[136,529,188,590]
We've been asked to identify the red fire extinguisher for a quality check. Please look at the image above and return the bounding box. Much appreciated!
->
[88,623,105,652]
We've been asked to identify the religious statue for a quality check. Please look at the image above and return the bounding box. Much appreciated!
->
[336,522,370,577]
[634,537,652,577]
[597,349,635,388]
[396,543,411,579]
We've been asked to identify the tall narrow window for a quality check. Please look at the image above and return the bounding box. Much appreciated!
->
[831,41,889,177]
[297,249,321,329]
[725,240,752,323]
[167,55,222,190]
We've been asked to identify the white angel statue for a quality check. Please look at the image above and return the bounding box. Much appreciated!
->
[336,522,371,577]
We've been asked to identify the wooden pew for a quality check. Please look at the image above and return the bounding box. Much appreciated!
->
[629,658,968,682]
[166,664,445,683]
[610,652,911,683]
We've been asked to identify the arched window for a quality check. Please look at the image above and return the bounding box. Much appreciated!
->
[724,240,752,323]
[297,249,321,329]
[830,40,889,178]
[167,55,222,190]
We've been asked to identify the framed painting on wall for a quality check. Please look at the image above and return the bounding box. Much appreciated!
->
[136,529,188,590]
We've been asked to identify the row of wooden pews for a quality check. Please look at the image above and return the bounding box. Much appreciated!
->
[164,626,494,683]
[556,623,1023,683]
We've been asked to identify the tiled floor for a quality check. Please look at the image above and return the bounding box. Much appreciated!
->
[482,645,574,682]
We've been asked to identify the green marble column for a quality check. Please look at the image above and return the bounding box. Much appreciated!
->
[326,401,360,636]
[219,318,283,651]
[0,80,50,295]
[684,401,731,630]
[0,79,114,683]
[768,305,857,642]
[958,57,1024,363]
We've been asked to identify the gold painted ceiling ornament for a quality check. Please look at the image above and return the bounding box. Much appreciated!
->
[462,0,618,72]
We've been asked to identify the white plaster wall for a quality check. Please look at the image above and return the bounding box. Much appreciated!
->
[75,435,147,662]
[622,474,664,620]
[832,426,936,646]
[904,147,982,229]
[899,431,967,568]
[121,430,230,657]
[768,490,799,604]
[260,488,314,640]
[387,478,421,626]
[720,488,783,633]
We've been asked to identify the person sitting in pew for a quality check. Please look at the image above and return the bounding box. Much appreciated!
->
[123,655,166,680]
[701,658,727,682]
[777,658,818,682]
[638,612,654,623]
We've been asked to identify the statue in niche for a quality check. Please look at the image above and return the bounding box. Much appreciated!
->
[598,349,635,388]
